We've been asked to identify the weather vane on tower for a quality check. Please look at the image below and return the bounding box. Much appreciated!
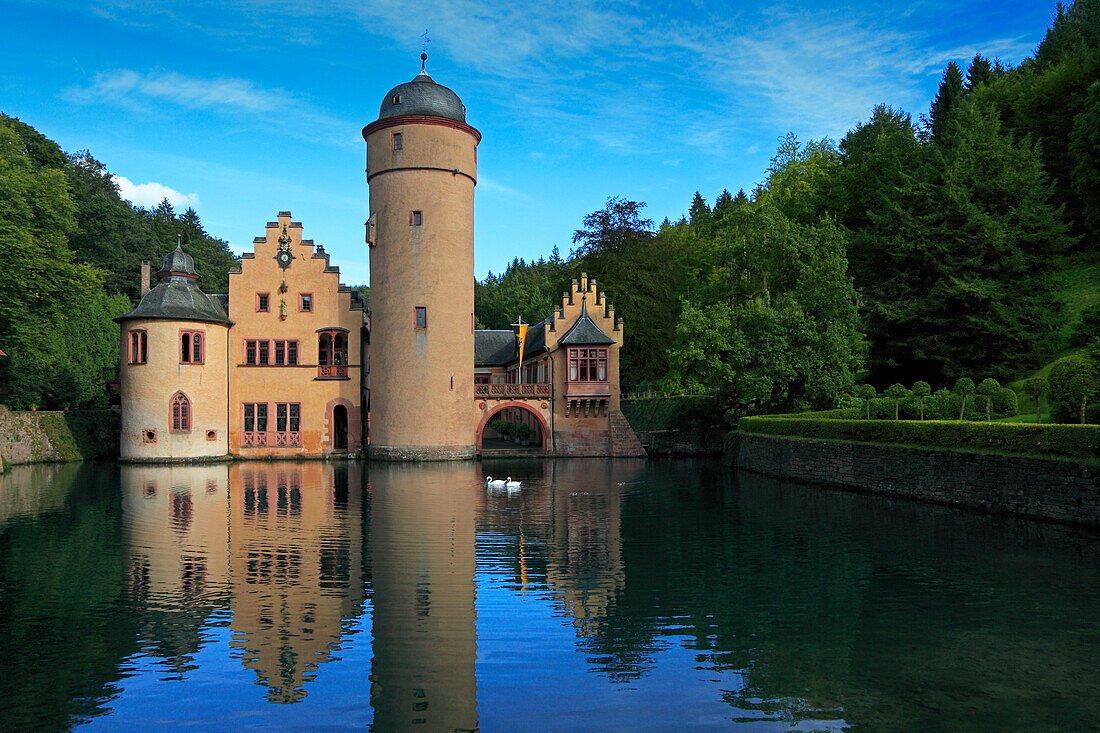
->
[420,29,430,71]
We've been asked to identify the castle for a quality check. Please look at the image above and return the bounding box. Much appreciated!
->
[115,58,645,461]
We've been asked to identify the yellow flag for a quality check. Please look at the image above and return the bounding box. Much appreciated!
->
[517,324,528,378]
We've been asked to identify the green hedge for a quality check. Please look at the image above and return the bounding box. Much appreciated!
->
[736,417,1100,462]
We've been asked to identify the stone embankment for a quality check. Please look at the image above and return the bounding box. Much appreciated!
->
[734,432,1099,528]
[0,406,120,466]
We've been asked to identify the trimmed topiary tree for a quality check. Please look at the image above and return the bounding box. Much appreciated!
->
[954,377,976,421]
[977,377,1001,422]
[996,387,1018,418]
[858,384,876,419]
[912,381,931,421]
[1049,356,1094,423]
[886,383,907,420]
[1067,371,1096,424]
[1023,376,1047,424]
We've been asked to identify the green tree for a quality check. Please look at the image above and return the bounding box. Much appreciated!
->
[977,377,1001,421]
[965,54,993,92]
[1050,355,1096,423]
[1023,376,1048,424]
[912,381,931,420]
[1069,80,1100,231]
[1067,371,1096,423]
[927,62,964,142]
[954,377,976,420]
[859,384,877,419]
[757,133,840,224]
[886,383,907,420]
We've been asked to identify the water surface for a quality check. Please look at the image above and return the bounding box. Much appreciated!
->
[0,459,1097,731]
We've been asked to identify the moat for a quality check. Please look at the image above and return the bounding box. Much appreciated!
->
[0,458,1097,731]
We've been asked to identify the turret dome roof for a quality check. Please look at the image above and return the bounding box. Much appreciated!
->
[378,60,466,123]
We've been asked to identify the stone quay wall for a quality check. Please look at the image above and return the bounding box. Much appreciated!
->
[0,406,120,465]
[734,432,1100,528]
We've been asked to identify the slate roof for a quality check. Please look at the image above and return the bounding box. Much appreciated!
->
[115,246,233,325]
[378,69,466,123]
[474,330,516,366]
[558,297,615,345]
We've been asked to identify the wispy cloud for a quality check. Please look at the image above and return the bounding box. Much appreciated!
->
[113,175,199,209]
[65,69,359,148]
[66,69,281,112]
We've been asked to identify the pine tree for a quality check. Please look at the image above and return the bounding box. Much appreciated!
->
[927,62,965,142]
[965,54,993,92]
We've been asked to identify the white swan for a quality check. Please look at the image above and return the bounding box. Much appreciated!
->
[504,477,522,488]
[486,476,506,487]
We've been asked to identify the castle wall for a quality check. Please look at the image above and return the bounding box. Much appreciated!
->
[365,120,478,459]
[227,213,363,457]
[119,318,230,461]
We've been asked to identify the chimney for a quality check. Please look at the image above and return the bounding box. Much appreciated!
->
[140,261,151,296]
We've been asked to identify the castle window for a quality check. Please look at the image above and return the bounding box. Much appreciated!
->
[257,293,270,313]
[568,348,607,382]
[180,329,204,364]
[415,306,427,329]
[392,132,402,150]
[392,94,402,105]
[129,330,147,364]
[170,392,191,432]
[275,402,301,433]
[300,293,312,312]
[288,341,298,365]
[245,340,257,365]
[410,210,422,226]
[258,340,269,365]
[243,403,268,433]
[318,331,347,366]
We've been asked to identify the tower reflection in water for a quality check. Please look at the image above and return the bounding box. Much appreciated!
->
[367,463,479,733]
[118,461,479,730]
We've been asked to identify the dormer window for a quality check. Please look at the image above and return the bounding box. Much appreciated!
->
[392,93,402,105]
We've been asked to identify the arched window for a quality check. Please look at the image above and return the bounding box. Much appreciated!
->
[171,392,191,432]
[317,330,349,378]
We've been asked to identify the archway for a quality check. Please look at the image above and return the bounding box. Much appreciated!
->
[476,401,551,453]
[333,404,349,450]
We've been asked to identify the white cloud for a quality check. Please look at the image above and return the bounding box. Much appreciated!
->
[67,70,281,112]
[113,175,200,209]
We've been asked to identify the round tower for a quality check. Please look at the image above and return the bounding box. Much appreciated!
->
[363,55,480,460]
[115,246,232,461]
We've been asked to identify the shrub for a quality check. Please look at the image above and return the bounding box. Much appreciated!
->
[736,416,1100,462]
[1050,356,1095,423]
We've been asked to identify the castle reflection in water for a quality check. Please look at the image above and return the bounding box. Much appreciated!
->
[108,459,640,730]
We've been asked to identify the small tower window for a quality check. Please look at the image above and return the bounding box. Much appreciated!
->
[180,329,204,364]
[392,93,402,105]
[170,392,191,432]
[414,306,427,329]
[257,293,270,312]
[410,210,422,226]
[300,293,312,312]
[392,132,402,151]
[129,330,147,364]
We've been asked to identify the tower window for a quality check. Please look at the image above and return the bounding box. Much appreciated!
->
[415,306,427,329]
[180,330,204,364]
[257,293,270,312]
[392,132,402,151]
[410,210,422,226]
[129,330,147,364]
[300,293,312,312]
[392,94,402,105]
[170,392,191,432]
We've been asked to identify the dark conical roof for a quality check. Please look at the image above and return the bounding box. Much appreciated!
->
[115,245,232,325]
[559,297,614,345]
[158,245,197,277]
[378,67,466,123]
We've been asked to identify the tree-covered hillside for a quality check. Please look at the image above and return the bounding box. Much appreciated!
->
[0,114,239,409]
[476,0,1100,421]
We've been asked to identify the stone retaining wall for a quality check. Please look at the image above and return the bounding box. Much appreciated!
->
[735,432,1100,527]
[368,444,476,461]
[0,406,120,465]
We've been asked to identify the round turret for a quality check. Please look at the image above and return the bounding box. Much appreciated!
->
[115,244,231,461]
[363,58,480,460]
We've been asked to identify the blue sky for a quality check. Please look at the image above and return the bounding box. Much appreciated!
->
[3,0,1056,286]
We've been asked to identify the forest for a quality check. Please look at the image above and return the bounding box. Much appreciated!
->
[475,0,1100,424]
[0,1,1097,424]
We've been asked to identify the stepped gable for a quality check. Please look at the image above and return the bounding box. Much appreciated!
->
[115,245,232,325]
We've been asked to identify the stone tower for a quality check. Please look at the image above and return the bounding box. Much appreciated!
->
[115,246,232,461]
[363,55,480,460]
